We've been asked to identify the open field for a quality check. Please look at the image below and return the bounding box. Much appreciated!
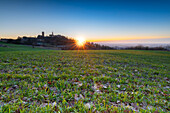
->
[0,43,170,112]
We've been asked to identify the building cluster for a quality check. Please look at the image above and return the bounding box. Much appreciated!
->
[1,32,76,49]
[18,32,74,46]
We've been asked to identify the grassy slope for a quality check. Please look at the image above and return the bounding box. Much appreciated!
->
[0,43,170,112]
[0,42,45,52]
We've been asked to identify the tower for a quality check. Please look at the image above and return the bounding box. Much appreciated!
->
[42,31,44,37]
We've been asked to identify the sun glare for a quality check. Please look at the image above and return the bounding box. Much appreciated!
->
[76,37,86,46]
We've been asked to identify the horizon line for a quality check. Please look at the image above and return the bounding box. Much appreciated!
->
[1,36,170,43]
[89,37,170,42]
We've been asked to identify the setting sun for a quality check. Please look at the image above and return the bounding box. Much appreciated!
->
[76,37,86,46]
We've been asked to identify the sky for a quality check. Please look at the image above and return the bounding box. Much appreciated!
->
[0,0,170,42]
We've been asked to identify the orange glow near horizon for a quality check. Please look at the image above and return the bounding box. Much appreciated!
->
[86,36,170,42]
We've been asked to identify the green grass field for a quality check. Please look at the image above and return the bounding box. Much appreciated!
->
[0,43,169,112]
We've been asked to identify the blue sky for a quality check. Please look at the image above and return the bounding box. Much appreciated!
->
[0,0,170,42]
